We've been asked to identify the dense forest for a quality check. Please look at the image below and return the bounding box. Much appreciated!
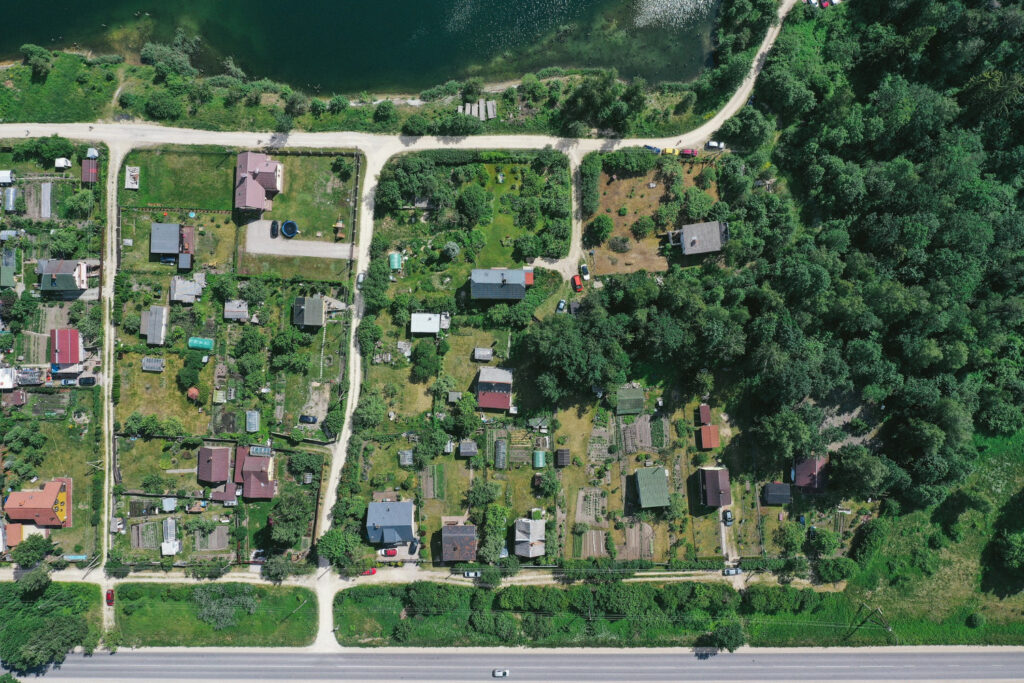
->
[524,0,1024,520]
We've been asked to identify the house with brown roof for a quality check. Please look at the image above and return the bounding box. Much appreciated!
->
[476,366,513,411]
[4,478,72,527]
[233,446,277,499]
[234,152,283,212]
[81,159,99,184]
[794,456,828,492]
[698,403,711,425]
[197,446,231,485]
[441,523,478,562]
[699,467,731,508]
[699,424,720,450]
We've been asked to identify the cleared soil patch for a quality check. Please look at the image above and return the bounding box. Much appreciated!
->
[591,170,669,276]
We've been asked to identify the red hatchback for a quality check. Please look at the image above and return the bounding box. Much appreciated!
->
[681,149,698,157]
[360,568,377,576]
[106,589,114,606]
[382,548,398,557]
[572,275,583,292]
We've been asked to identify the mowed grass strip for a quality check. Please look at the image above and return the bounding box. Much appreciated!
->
[116,583,317,647]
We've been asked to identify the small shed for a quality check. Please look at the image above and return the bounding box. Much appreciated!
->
[224,299,250,321]
[459,440,478,457]
[245,410,260,433]
[555,448,570,468]
[0,170,13,184]
[494,439,508,470]
[762,483,792,506]
[699,403,712,425]
[700,424,721,450]
[398,449,414,467]
[161,497,177,513]
[86,148,99,159]
[55,158,72,170]
[533,450,546,468]
[447,391,463,404]
[473,347,494,362]
[410,313,441,335]
[388,253,402,270]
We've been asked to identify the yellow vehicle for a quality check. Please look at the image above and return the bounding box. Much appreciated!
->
[662,148,680,155]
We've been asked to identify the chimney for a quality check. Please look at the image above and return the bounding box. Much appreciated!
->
[501,274,506,286]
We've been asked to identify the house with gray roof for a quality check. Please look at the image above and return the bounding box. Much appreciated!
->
[459,440,478,457]
[292,296,324,328]
[224,299,250,321]
[398,449,414,467]
[170,273,206,303]
[366,501,416,545]
[150,222,180,256]
[469,268,533,300]
[140,305,169,346]
[670,221,730,256]
[473,347,493,362]
[141,357,165,373]
[514,518,546,558]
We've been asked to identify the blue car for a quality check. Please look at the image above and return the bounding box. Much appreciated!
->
[643,145,661,154]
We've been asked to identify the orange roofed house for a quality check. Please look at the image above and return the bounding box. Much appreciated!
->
[4,477,73,528]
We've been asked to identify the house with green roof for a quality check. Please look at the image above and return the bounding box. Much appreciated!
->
[616,386,645,415]
[635,466,670,508]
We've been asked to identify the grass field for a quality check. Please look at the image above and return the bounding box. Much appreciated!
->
[236,247,352,281]
[120,147,235,210]
[116,437,202,492]
[115,583,316,647]
[264,155,358,243]
[0,55,117,122]
[116,352,212,435]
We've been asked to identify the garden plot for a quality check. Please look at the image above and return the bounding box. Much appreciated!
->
[581,530,609,559]
[621,520,655,561]
[587,425,612,462]
[575,487,609,527]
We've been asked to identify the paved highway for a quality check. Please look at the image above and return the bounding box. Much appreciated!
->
[32,649,1024,681]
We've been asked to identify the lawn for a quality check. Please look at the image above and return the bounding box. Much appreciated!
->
[441,326,504,392]
[115,583,316,647]
[264,154,359,243]
[116,352,213,435]
[236,248,352,282]
[119,147,236,210]
[116,437,202,492]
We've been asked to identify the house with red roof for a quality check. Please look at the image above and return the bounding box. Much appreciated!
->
[476,366,513,411]
[4,478,72,528]
[50,328,84,373]
[234,152,283,212]
[197,446,231,485]
[794,456,829,492]
[699,424,720,450]
[233,446,277,499]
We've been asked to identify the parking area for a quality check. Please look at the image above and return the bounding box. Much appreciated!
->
[244,220,353,259]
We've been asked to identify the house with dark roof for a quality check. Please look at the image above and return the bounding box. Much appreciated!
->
[794,457,828,492]
[140,305,169,346]
[234,152,283,212]
[50,328,84,373]
[469,268,533,300]
[36,259,88,294]
[762,482,792,506]
[635,467,670,508]
[197,446,231,485]
[700,424,720,450]
[366,501,416,545]
[292,296,324,328]
[616,386,645,416]
[441,523,478,562]
[233,446,277,499]
[150,222,180,256]
[476,366,513,411]
[514,518,545,558]
[699,467,732,508]
[81,159,99,184]
[669,221,729,256]
[224,299,250,321]
[555,448,570,468]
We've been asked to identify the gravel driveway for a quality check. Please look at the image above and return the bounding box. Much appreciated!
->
[245,220,353,259]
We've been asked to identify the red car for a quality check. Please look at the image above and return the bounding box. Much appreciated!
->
[105,589,114,606]
[571,274,583,293]
[360,568,377,576]
[681,149,698,157]
[381,548,398,557]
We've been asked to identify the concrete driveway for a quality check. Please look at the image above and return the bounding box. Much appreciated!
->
[244,220,353,259]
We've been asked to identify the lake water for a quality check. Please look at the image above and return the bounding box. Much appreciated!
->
[3,0,718,92]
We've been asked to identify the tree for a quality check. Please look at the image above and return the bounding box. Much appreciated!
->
[356,316,382,355]
[145,91,184,120]
[260,554,294,583]
[457,183,491,227]
[373,100,398,125]
[442,241,461,261]
[452,394,479,438]
[1000,531,1024,571]
[708,620,746,652]
[806,528,840,558]
[309,98,327,117]
[318,528,365,572]
[15,566,51,596]
[331,156,355,181]
[717,106,775,149]
[20,44,52,79]
[352,393,387,432]
[467,477,500,509]
[410,340,441,383]
[585,214,614,246]
[402,114,432,136]
[773,522,805,556]
[535,468,560,498]
[268,490,314,547]
[63,190,95,219]
[210,275,237,303]
[816,557,858,583]
[479,565,503,588]
[11,534,54,567]
[631,215,655,240]
[328,95,349,113]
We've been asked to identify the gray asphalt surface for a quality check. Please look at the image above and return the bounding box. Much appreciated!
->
[29,650,1024,681]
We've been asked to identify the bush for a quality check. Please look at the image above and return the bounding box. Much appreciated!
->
[580,154,602,218]
[584,214,613,247]
[631,215,655,239]
[145,91,184,120]
[608,236,631,253]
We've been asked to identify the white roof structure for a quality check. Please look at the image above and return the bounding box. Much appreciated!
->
[410,313,441,335]
[0,171,13,184]
[86,148,99,159]
[55,158,72,170]
[125,166,140,190]
[0,367,15,390]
